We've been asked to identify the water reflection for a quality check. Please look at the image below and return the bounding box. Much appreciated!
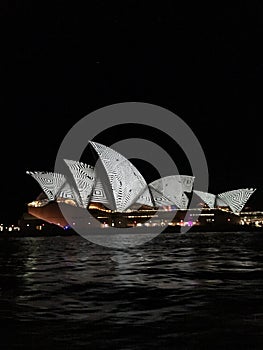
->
[1,232,263,348]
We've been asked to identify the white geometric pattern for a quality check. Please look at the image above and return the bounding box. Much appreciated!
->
[180,192,189,209]
[174,175,195,193]
[149,187,175,207]
[217,188,256,213]
[26,171,66,201]
[64,159,95,208]
[136,176,193,209]
[135,185,155,207]
[149,176,187,209]
[27,142,256,215]
[90,178,111,207]
[57,181,83,207]
[193,190,216,208]
[90,141,148,212]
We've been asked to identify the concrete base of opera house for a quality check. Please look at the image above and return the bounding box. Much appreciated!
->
[13,201,260,236]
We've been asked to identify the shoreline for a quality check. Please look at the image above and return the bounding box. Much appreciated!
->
[1,224,263,238]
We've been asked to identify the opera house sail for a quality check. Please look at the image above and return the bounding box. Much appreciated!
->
[89,141,150,212]
[136,175,195,208]
[193,188,256,213]
[26,171,67,201]
[26,141,256,230]
[63,159,95,209]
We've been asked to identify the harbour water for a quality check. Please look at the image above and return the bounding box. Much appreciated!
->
[1,231,263,349]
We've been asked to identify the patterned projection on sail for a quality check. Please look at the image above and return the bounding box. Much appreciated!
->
[149,176,189,209]
[90,178,111,207]
[137,175,195,208]
[26,171,66,201]
[193,190,216,208]
[217,188,256,213]
[174,175,195,193]
[64,159,95,208]
[136,185,155,207]
[57,181,83,207]
[90,141,148,212]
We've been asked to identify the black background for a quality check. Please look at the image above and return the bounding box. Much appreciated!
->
[1,2,263,224]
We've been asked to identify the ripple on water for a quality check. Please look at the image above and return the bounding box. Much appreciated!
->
[1,232,263,348]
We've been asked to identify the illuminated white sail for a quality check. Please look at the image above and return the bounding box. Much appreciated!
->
[175,175,195,193]
[64,159,95,208]
[90,178,111,207]
[135,185,155,207]
[149,187,175,207]
[90,141,148,212]
[193,190,216,208]
[26,171,66,201]
[215,197,228,207]
[217,188,256,213]
[57,181,83,207]
[149,176,189,209]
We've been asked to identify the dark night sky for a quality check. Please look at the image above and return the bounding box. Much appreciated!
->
[1,2,263,224]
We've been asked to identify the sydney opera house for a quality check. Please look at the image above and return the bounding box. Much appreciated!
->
[25,141,256,232]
